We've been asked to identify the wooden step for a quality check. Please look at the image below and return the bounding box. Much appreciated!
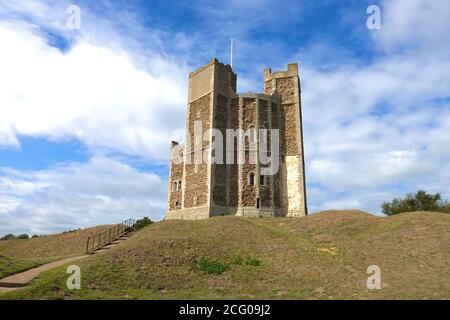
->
[86,219,136,254]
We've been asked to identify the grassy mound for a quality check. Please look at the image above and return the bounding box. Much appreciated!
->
[2,211,450,299]
[0,225,112,260]
[0,225,112,279]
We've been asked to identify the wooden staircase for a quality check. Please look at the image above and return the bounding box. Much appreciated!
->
[86,218,136,254]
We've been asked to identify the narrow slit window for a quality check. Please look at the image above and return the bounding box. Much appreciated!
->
[249,173,255,186]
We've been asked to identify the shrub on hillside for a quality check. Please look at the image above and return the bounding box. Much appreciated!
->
[133,217,154,231]
[197,258,230,275]
[0,234,16,240]
[62,228,81,234]
[382,190,449,215]
[1,233,30,240]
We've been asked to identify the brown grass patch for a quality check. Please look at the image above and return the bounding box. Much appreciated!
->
[0,225,112,260]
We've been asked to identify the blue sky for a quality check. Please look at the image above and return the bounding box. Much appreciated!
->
[0,0,450,236]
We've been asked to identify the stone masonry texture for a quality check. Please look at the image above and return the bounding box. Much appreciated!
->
[166,59,307,219]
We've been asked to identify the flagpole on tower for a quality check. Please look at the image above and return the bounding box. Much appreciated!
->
[230,38,234,68]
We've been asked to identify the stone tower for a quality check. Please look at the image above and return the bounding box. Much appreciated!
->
[166,58,307,219]
[264,64,308,216]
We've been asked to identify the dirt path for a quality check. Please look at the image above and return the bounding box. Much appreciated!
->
[0,231,134,294]
[0,255,88,293]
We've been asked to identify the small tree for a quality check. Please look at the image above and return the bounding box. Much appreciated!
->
[17,234,30,239]
[1,234,16,240]
[382,190,448,215]
[133,217,154,231]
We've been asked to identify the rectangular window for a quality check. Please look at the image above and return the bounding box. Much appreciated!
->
[249,173,255,186]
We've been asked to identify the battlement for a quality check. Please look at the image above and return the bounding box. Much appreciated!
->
[189,58,235,78]
[188,57,237,103]
[263,63,299,80]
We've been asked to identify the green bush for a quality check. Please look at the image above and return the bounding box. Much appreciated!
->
[62,228,80,234]
[0,234,15,240]
[198,258,230,275]
[1,234,31,240]
[382,190,449,215]
[133,217,154,231]
[233,257,243,265]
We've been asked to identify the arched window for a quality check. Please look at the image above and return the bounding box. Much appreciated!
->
[173,182,177,192]
[249,172,255,186]
[178,180,182,191]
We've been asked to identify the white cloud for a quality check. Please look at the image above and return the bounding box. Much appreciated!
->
[0,156,167,236]
[0,4,188,162]
[0,121,20,148]
[298,0,450,214]
[375,0,450,53]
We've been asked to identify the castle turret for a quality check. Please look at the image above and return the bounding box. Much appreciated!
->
[167,58,237,219]
[263,63,308,216]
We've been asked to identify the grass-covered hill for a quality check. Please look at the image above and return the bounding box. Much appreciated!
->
[0,225,111,278]
[1,210,450,299]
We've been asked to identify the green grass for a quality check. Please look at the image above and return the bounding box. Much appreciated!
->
[1,210,450,300]
[0,256,43,278]
[196,258,230,275]
[244,258,261,266]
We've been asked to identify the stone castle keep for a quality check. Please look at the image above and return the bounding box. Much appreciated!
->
[166,58,307,219]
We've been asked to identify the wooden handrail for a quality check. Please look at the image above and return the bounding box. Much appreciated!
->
[86,218,135,254]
